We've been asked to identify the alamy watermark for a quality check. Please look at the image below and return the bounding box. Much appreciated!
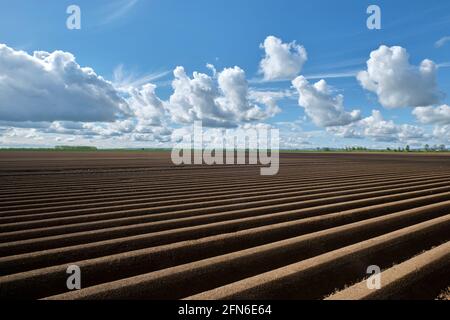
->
[66,5,81,30]
[366,265,381,290]
[66,265,81,290]
[65,4,379,31]
[367,5,381,30]
[171,121,280,176]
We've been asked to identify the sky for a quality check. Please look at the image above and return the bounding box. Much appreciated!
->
[0,0,450,149]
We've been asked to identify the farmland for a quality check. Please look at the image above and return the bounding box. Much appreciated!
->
[0,151,449,300]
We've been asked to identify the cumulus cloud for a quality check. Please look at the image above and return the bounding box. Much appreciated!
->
[291,76,361,127]
[0,44,175,146]
[433,125,450,142]
[413,105,450,125]
[357,45,443,108]
[41,118,171,143]
[413,105,450,144]
[259,36,307,81]
[248,89,291,117]
[272,122,312,149]
[0,44,131,122]
[327,125,363,140]
[328,110,427,143]
[167,66,281,128]
[0,82,171,143]
[127,83,166,127]
[359,110,402,142]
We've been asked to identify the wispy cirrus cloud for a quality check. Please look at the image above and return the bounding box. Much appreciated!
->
[113,64,171,89]
[304,71,359,80]
[437,62,450,68]
[249,70,358,84]
[99,0,139,26]
[435,36,450,48]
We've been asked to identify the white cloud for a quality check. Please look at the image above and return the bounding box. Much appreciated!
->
[113,64,170,89]
[273,123,312,149]
[248,89,291,118]
[169,122,310,150]
[0,44,175,146]
[433,125,450,142]
[0,44,130,122]
[206,63,217,77]
[413,105,450,144]
[328,110,427,143]
[327,125,363,140]
[1,41,442,149]
[357,45,443,108]
[305,71,359,80]
[413,105,450,125]
[435,36,450,48]
[127,83,166,127]
[43,118,171,143]
[3,127,44,142]
[291,76,361,127]
[438,62,450,68]
[360,110,402,142]
[259,36,307,81]
[167,66,280,128]
[168,66,232,127]
[100,0,139,26]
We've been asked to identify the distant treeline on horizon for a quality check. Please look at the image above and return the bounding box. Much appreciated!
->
[0,145,449,153]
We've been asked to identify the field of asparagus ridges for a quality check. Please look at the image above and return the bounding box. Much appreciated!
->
[0,151,449,300]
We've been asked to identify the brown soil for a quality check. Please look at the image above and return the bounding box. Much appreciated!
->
[0,152,449,300]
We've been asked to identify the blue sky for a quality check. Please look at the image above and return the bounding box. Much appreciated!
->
[0,0,450,148]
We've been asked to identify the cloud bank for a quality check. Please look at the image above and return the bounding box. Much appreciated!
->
[0,39,448,149]
[328,110,427,143]
[413,105,450,125]
[0,44,130,122]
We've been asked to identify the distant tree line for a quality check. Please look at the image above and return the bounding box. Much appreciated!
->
[386,144,447,152]
[312,145,448,153]
[422,144,447,152]
[55,145,98,151]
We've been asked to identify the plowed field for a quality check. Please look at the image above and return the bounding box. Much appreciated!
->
[0,151,449,300]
